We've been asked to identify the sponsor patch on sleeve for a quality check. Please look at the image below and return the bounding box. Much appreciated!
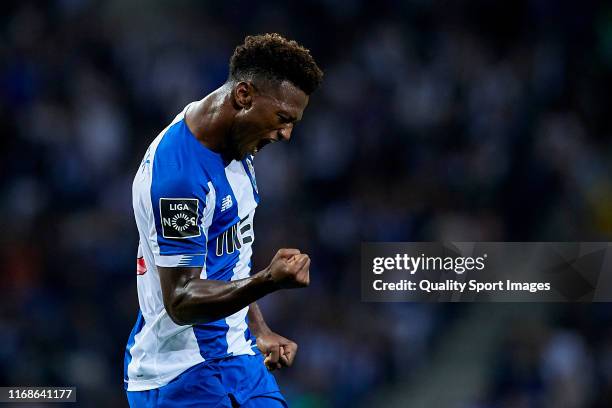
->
[159,198,201,239]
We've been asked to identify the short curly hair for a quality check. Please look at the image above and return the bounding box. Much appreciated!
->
[229,33,323,95]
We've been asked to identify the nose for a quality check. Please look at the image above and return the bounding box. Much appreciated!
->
[277,125,293,142]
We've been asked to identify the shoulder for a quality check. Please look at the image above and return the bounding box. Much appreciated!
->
[151,123,219,194]
[153,120,191,166]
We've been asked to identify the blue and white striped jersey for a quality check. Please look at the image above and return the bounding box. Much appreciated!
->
[124,103,261,391]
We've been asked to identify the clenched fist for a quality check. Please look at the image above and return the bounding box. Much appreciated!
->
[267,248,310,289]
[256,331,298,371]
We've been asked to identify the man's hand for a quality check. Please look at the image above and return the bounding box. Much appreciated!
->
[267,248,310,289]
[256,330,298,371]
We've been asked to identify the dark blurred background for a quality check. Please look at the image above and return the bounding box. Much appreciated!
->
[1,0,612,407]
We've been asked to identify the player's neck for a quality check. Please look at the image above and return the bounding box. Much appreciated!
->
[185,84,234,155]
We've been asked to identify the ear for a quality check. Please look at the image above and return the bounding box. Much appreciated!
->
[233,82,254,109]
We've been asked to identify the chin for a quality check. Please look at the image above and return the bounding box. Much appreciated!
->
[239,146,258,160]
[236,150,250,161]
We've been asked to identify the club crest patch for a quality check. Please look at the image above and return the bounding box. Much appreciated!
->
[159,198,200,239]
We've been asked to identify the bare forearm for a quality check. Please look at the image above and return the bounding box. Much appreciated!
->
[248,302,271,336]
[160,248,310,326]
[169,270,277,325]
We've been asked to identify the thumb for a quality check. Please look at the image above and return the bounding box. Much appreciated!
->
[266,344,280,365]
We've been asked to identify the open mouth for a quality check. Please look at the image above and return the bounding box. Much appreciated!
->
[254,138,277,153]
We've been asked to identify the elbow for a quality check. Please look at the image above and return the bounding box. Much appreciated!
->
[163,288,218,326]
[163,284,201,325]
[164,293,191,326]
[160,271,218,325]
[162,277,199,325]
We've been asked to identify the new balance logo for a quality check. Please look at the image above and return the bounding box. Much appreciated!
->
[221,195,233,212]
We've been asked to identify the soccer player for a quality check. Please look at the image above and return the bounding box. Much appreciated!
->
[124,33,323,407]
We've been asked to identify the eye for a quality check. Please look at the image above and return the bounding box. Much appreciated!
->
[277,114,291,123]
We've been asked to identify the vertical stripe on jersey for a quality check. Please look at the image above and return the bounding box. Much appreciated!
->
[244,259,256,345]
[199,181,216,280]
[224,161,257,356]
[241,157,260,204]
[204,165,241,282]
[226,161,258,219]
[192,167,241,359]
[140,135,165,263]
[124,311,145,387]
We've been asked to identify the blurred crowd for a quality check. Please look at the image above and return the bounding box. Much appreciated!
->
[1,0,612,407]
[482,304,612,408]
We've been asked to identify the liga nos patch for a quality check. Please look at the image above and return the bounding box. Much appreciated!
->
[159,198,200,239]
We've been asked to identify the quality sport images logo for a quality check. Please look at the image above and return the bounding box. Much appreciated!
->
[159,198,200,239]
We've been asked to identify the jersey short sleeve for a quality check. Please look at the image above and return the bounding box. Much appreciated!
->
[150,170,212,268]
[133,118,218,269]
[139,127,218,270]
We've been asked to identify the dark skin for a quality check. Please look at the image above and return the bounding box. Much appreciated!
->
[159,78,310,371]
[185,78,308,162]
